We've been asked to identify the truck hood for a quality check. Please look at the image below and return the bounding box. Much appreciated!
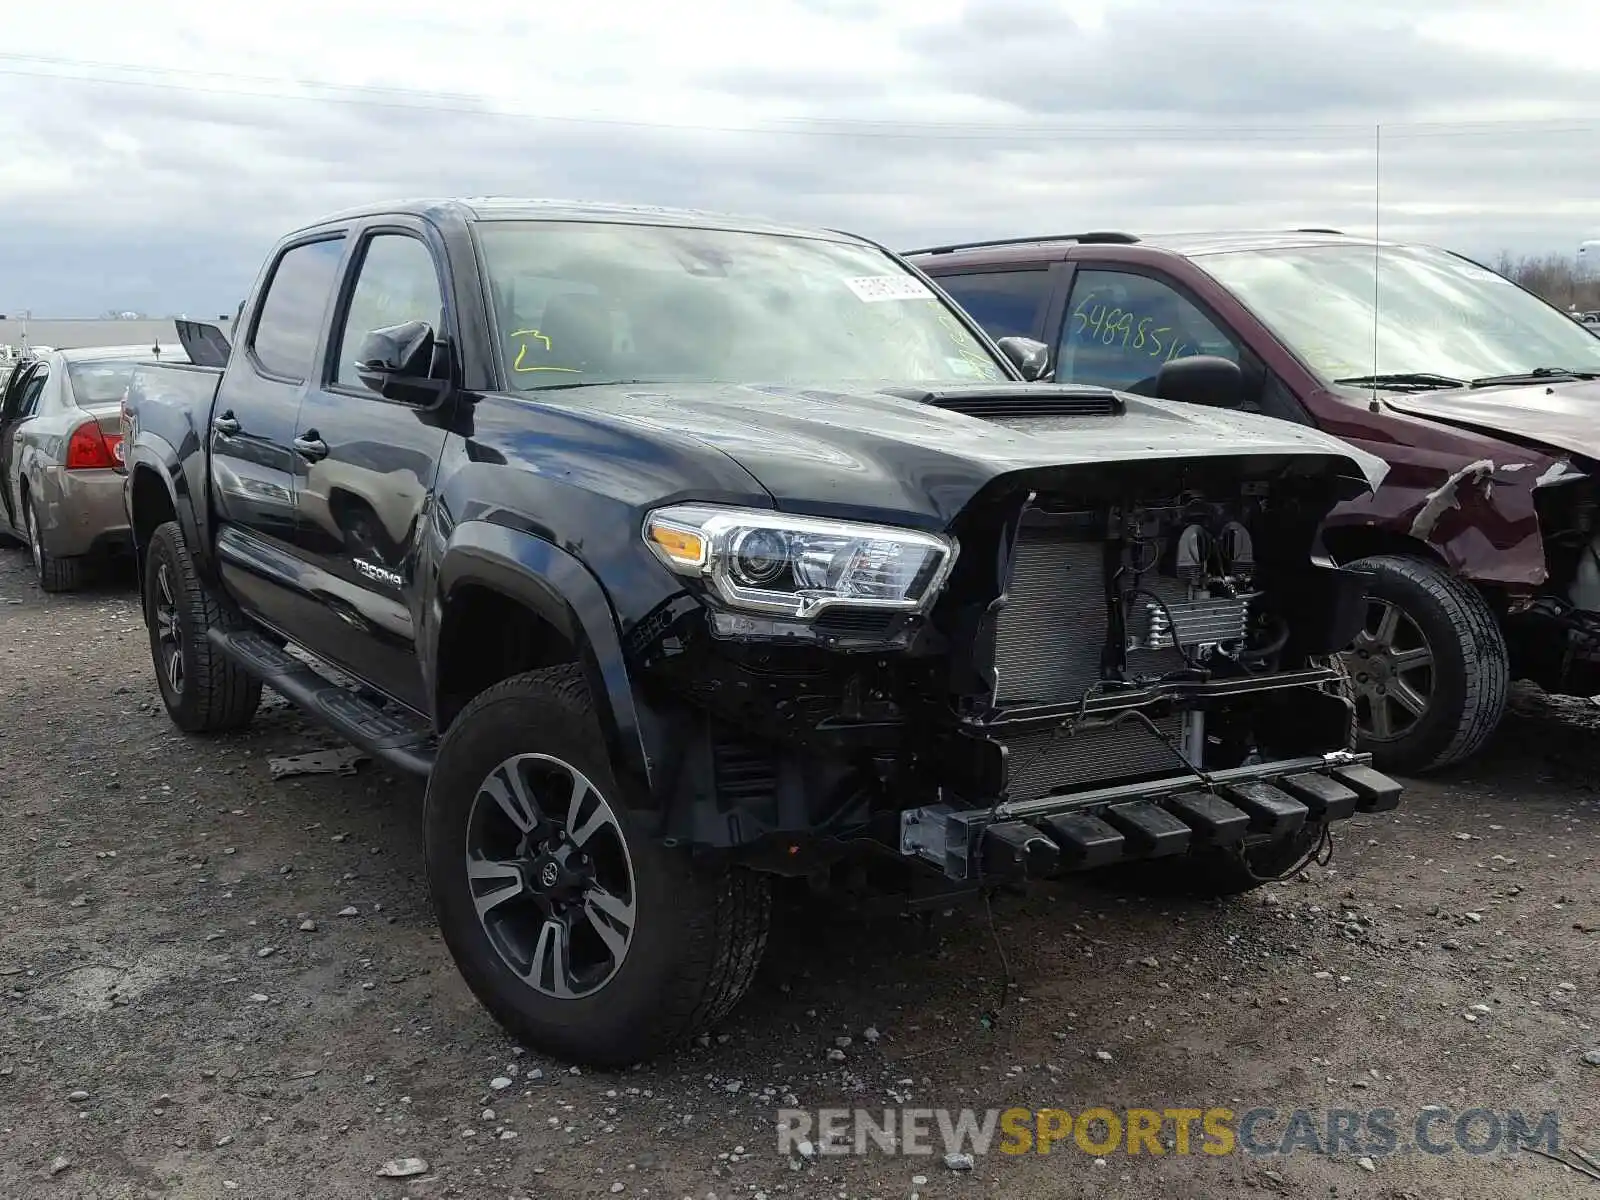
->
[567,381,1389,526]
[1383,379,1600,464]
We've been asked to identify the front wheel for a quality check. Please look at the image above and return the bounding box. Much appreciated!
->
[1340,554,1508,774]
[425,666,770,1066]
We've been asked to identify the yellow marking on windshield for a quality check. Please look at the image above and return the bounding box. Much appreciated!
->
[933,306,1001,376]
[510,328,581,374]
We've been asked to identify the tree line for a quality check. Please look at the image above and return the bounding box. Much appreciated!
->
[1490,252,1600,313]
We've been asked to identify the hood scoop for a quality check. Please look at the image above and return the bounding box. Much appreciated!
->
[881,383,1125,420]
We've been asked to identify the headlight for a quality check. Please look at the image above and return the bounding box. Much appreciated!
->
[643,504,957,618]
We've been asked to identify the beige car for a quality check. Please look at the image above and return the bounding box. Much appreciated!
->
[0,343,188,591]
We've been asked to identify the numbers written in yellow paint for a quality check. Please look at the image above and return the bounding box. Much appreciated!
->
[1070,300,1194,363]
[510,328,580,374]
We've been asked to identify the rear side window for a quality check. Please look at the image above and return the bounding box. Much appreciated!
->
[934,270,1051,340]
[17,367,48,417]
[251,237,346,382]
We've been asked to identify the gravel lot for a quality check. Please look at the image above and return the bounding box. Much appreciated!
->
[1,546,1596,1200]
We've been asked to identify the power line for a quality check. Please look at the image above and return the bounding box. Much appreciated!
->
[0,52,1595,144]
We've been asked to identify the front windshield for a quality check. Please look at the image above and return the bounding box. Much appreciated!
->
[1199,243,1600,387]
[475,220,1006,390]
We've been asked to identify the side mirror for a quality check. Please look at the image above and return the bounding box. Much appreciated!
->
[1155,354,1244,409]
[354,320,448,405]
[995,336,1050,382]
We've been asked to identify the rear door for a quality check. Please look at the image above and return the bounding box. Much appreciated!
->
[211,234,348,631]
[286,219,455,711]
[929,268,1057,343]
[0,362,47,533]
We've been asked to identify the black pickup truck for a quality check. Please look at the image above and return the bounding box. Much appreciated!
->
[121,198,1402,1065]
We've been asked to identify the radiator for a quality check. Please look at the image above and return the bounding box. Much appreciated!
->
[991,527,1197,799]
[991,531,1107,706]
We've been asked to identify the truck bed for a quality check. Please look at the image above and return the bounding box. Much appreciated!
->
[126,360,223,425]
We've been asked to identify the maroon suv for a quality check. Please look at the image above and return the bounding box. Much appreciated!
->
[905,230,1600,774]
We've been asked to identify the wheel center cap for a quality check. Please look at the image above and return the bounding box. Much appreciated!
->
[526,852,585,900]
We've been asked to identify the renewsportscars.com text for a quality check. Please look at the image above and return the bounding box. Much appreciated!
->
[777,1106,1561,1159]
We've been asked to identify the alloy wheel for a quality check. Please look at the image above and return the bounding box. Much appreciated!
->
[464,753,637,1000]
[152,561,184,695]
[1342,597,1435,742]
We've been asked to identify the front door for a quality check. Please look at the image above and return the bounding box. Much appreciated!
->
[211,234,348,632]
[1054,267,1245,395]
[287,223,454,711]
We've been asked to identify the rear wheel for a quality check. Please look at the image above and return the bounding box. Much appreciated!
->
[144,520,261,732]
[425,666,770,1066]
[23,495,83,593]
[1340,554,1508,773]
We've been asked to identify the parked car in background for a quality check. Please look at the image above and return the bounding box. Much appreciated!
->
[906,230,1600,774]
[0,342,188,590]
[121,198,1400,1064]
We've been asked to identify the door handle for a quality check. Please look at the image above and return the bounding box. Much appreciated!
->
[212,412,240,437]
[292,433,329,461]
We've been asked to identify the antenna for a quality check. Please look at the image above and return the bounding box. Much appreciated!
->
[1369,123,1382,414]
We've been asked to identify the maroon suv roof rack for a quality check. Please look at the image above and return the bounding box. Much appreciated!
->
[902,231,1140,256]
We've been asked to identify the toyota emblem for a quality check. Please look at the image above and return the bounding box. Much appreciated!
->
[539,862,560,889]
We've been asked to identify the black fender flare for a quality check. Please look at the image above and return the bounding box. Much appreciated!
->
[124,440,207,572]
[431,519,655,807]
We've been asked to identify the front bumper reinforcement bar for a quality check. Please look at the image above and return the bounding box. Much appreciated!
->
[899,751,1402,883]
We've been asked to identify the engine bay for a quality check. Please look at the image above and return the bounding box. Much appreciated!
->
[644,466,1375,862]
[965,487,1358,803]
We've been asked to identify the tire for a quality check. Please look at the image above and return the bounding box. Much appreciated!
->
[23,494,84,593]
[425,665,771,1067]
[1341,554,1508,774]
[143,520,261,732]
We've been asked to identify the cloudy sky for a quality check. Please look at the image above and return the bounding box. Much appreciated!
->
[1,0,1597,315]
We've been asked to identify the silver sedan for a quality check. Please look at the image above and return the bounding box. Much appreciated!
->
[0,343,189,591]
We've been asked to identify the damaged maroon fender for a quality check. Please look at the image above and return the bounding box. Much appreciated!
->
[1317,407,1558,590]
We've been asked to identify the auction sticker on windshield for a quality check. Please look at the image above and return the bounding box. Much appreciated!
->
[845,275,936,302]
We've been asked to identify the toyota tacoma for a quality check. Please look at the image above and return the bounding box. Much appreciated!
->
[121,199,1402,1065]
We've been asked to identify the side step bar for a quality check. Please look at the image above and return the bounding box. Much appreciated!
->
[210,629,436,778]
[900,754,1402,883]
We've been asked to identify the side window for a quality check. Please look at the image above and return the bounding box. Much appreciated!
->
[933,270,1051,340]
[250,237,346,382]
[333,234,445,389]
[17,367,48,417]
[0,366,32,420]
[1057,269,1238,393]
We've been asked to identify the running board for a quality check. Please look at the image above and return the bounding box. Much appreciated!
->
[209,629,436,777]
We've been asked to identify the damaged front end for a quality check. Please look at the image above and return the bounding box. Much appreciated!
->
[636,454,1402,889]
[1509,458,1600,694]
